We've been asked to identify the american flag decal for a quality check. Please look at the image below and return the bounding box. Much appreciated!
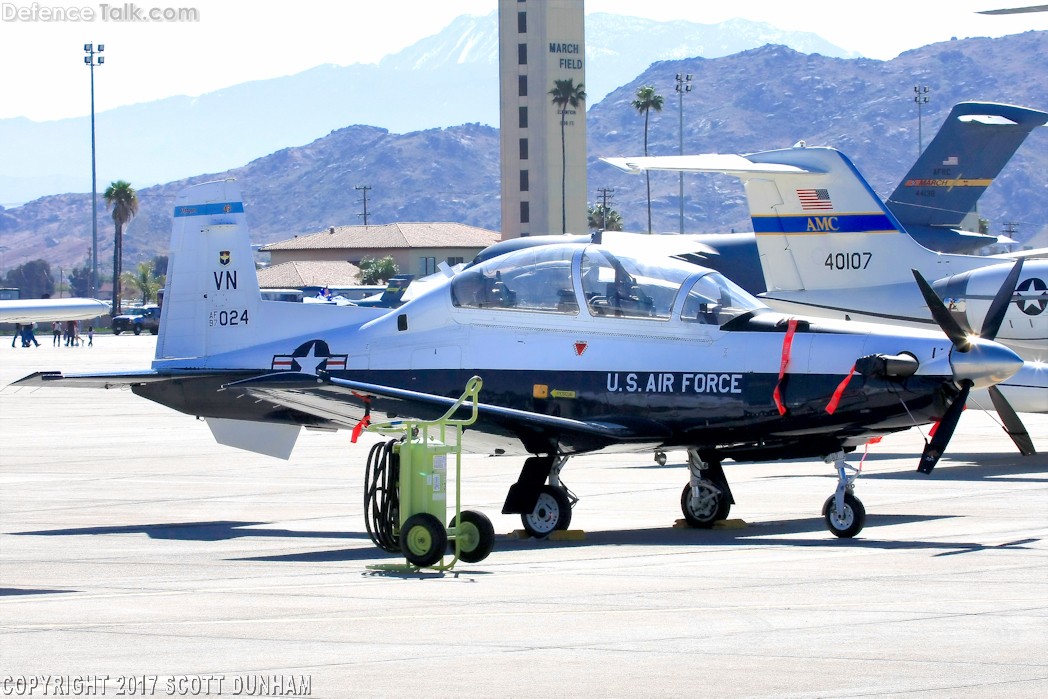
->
[797,188,833,210]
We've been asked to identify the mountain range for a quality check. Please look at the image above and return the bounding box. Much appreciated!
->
[0,12,855,206]
[1,31,1046,279]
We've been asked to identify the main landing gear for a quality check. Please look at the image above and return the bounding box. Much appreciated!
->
[822,451,865,538]
[502,455,576,538]
[679,449,734,528]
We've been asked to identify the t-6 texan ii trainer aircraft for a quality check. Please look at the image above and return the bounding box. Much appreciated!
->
[11,180,1025,539]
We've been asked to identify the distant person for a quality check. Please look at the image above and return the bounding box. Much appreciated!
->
[52,321,62,346]
[64,320,75,347]
[21,322,39,347]
[11,323,20,348]
[87,325,94,347]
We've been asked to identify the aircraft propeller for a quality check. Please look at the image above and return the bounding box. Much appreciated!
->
[912,260,1033,474]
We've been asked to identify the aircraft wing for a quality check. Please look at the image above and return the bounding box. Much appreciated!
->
[225,373,668,453]
[601,154,815,176]
[0,298,111,324]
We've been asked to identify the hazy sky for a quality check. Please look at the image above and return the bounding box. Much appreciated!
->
[1,0,1043,121]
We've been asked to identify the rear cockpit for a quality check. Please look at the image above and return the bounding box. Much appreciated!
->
[450,243,767,326]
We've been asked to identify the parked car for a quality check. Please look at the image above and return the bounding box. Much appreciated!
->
[111,305,161,335]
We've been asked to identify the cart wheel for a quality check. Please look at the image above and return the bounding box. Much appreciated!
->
[521,485,572,539]
[449,510,495,563]
[400,513,447,567]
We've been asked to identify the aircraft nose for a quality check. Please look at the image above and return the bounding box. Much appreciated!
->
[950,338,1024,389]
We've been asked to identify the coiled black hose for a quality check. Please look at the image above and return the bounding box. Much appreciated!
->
[364,439,401,552]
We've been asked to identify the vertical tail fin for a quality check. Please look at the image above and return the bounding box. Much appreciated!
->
[739,147,925,291]
[156,179,261,361]
[886,102,1048,252]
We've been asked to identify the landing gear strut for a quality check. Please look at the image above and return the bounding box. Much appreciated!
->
[680,449,733,528]
[822,451,865,538]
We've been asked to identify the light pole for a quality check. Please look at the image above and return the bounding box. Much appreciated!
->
[675,73,692,234]
[914,85,929,156]
[84,42,104,298]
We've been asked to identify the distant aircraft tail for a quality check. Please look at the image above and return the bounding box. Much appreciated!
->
[886,102,1048,251]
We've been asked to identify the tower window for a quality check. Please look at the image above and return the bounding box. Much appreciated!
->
[518,75,527,96]
[519,138,528,160]
[520,201,530,223]
[518,43,527,65]
[518,106,528,128]
[517,11,526,33]
[520,169,529,191]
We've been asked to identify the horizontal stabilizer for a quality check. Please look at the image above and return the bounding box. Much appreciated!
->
[10,370,165,389]
[601,154,813,176]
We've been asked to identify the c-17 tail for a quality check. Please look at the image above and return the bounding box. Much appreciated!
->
[886,101,1048,252]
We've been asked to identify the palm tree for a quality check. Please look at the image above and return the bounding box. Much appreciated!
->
[549,78,586,234]
[587,204,623,231]
[104,180,139,315]
[631,86,664,234]
[121,260,164,305]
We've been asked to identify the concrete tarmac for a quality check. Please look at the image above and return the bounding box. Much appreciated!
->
[2,335,1046,697]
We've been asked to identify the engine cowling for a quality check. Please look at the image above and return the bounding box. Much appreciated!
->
[931,261,1047,353]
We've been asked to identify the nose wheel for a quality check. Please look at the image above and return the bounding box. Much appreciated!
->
[823,492,866,538]
[823,451,865,538]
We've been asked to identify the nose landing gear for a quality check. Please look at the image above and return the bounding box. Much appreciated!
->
[823,451,865,538]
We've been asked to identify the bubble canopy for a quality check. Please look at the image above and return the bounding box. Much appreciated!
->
[451,243,767,325]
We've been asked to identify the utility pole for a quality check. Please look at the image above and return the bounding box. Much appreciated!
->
[914,85,930,156]
[675,72,692,234]
[84,42,104,297]
[355,185,372,226]
[596,187,614,229]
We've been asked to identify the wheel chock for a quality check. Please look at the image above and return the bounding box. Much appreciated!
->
[673,518,748,529]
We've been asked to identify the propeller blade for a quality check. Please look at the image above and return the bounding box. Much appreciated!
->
[987,385,1037,456]
[979,259,1024,342]
[912,269,970,350]
[918,382,971,474]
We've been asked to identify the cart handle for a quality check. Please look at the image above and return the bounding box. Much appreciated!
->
[368,375,483,434]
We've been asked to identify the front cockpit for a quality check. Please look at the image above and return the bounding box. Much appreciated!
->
[450,243,767,326]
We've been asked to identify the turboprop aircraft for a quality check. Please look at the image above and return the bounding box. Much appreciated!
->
[12,180,1025,539]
